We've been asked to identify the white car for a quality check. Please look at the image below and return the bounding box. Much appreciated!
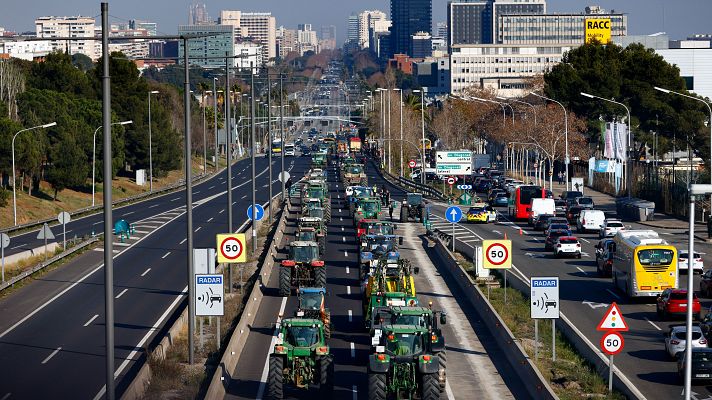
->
[664,325,707,359]
[679,251,705,274]
[599,219,625,238]
[553,236,581,258]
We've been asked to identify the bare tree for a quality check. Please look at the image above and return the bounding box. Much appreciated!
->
[0,60,26,120]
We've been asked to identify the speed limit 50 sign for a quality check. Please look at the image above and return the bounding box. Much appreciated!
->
[482,240,512,269]
[600,331,624,355]
[216,233,247,263]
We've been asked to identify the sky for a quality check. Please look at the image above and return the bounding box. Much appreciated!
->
[0,0,710,44]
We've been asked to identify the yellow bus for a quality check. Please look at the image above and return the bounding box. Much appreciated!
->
[611,230,678,298]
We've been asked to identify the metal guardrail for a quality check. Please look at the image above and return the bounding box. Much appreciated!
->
[0,237,99,292]
[370,161,448,201]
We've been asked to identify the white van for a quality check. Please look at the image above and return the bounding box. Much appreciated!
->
[577,209,605,233]
[528,198,556,225]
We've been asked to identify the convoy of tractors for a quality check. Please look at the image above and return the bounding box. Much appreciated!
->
[266,136,447,400]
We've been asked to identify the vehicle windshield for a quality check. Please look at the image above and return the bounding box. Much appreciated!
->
[291,245,318,262]
[308,208,324,219]
[286,326,320,347]
[577,198,593,205]
[407,193,423,205]
[393,315,427,328]
[308,188,324,198]
[347,166,363,174]
[299,292,323,310]
[468,208,485,214]
[559,238,578,244]
[361,202,378,212]
[386,332,424,356]
[606,221,623,228]
[366,224,394,235]
[296,231,316,241]
[637,249,674,266]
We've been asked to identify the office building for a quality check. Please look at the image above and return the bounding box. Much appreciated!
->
[414,56,450,94]
[178,24,234,68]
[189,2,211,25]
[219,11,277,64]
[411,32,432,58]
[0,40,52,61]
[130,20,157,36]
[297,24,319,55]
[358,10,387,49]
[347,13,360,46]
[449,43,574,96]
[277,26,298,57]
[369,19,391,53]
[499,9,626,44]
[436,22,448,42]
[448,0,545,47]
[373,31,391,59]
[390,0,432,57]
[235,41,262,71]
[35,16,98,59]
[320,25,337,51]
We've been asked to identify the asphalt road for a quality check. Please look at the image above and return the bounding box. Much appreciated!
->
[424,181,712,400]
[0,154,310,399]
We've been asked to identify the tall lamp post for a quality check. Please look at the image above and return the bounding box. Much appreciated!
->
[148,91,159,192]
[92,120,132,207]
[12,122,57,225]
[580,92,631,196]
[413,89,427,185]
[393,88,403,176]
[531,92,570,190]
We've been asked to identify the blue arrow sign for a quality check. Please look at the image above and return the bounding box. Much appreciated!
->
[247,204,265,221]
[445,206,463,223]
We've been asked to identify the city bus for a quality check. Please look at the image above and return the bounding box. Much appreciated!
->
[507,185,545,220]
[611,230,678,298]
[271,139,282,154]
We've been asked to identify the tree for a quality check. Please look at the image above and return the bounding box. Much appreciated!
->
[28,52,94,98]
[0,59,26,119]
[45,131,88,200]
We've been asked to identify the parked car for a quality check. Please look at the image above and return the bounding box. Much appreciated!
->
[599,219,625,238]
[545,229,572,250]
[700,270,712,298]
[575,196,595,209]
[577,209,606,233]
[677,348,712,382]
[657,288,701,320]
[679,251,705,274]
[554,236,582,258]
[533,214,555,231]
[595,239,615,277]
[664,324,707,359]
[492,193,509,207]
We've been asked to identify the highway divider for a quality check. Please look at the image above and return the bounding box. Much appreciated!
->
[369,160,447,201]
[429,235,558,399]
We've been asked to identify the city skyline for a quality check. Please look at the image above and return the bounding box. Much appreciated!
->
[0,0,710,44]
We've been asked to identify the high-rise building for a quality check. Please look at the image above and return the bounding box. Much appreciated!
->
[130,20,157,36]
[436,22,448,42]
[320,25,337,50]
[35,16,98,59]
[390,0,432,57]
[411,32,432,58]
[178,24,234,68]
[347,13,360,46]
[218,11,276,64]
[235,41,262,71]
[297,24,319,55]
[448,0,545,47]
[369,19,392,53]
[189,2,211,25]
[498,9,626,44]
[357,10,387,49]
[277,26,298,57]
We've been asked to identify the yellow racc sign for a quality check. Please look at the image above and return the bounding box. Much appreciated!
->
[585,18,612,44]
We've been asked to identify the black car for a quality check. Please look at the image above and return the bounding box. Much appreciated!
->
[554,199,567,216]
[533,214,555,231]
[545,229,571,250]
[595,239,615,277]
[560,190,583,201]
[566,205,584,223]
[678,348,712,382]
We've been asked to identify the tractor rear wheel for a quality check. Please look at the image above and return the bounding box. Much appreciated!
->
[436,350,447,392]
[267,355,284,400]
[279,267,291,297]
[421,373,440,400]
[315,266,327,288]
[368,372,387,400]
[324,311,332,338]
[318,237,326,256]
[318,355,334,396]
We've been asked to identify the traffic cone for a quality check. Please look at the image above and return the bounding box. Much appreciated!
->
[519,228,523,236]
[504,232,508,240]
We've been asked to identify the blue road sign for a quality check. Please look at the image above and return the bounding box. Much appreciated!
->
[247,204,265,221]
[445,206,463,223]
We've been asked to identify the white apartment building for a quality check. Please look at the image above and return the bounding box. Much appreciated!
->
[35,16,98,60]
[358,10,387,49]
[277,26,298,58]
[0,40,53,61]
[219,11,276,65]
[235,41,262,71]
[450,43,575,96]
[297,26,318,55]
[369,19,391,51]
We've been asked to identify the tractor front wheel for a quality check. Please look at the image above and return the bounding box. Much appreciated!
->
[267,355,284,400]
[421,372,440,400]
[323,311,332,338]
[315,266,327,288]
[368,372,387,400]
[318,355,334,396]
[436,350,447,392]
[279,267,291,297]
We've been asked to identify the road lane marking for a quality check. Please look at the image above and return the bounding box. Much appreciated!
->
[342,236,346,242]
[209,185,215,189]
[123,211,134,217]
[645,317,662,331]
[348,309,353,322]
[341,226,344,231]
[148,204,159,209]
[340,217,343,222]
[1,393,10,400]
[605,289,621,299]
[194,191,200,194]
[180,239,187,245]
[352,385,357,400]
[115,289,128,299]
[195,227,202,233]
[346,266,350,274]
[350,342,355,357]
[84,314,99,327]
[219,209,225,214]
[93,221,102,226]
[580,238,591,243]
[256,296,289,400]
[41,347,62,364]
[207,217,214,223]
[241,195,247,199]
[171,198,180,202]
[141,268,151,277]
[232,201,237,205]
[344,251,348,257]
[576,267,586,274]
[347,286,351,295]
[162,251,171,259]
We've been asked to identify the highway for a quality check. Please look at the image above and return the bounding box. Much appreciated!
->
[418,175,712,400]
[0,154,310,399]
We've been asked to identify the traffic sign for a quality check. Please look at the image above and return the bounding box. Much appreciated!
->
[0,233,9,249]
[216,233,247,263]
[436,151,472,164]
[530,277,560,319]
[37,223,54,240]
[456,184,472,190]
[57,212,71,224]
[195,274,224,316]
[445,206,462,223]
[483,240,512,269]
[446,177,456,186]
[596,302,628,331]
[278,171,291,183]
[600,331,624,355]
[408,160,416,168]
[247,204,265,221]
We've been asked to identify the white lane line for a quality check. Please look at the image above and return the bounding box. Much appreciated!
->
[219,209,225,214]
[339,209,342,213]
[347,286,351,295]
[2,393,11,400]
[645,317,662,331]
[340,217,343,222]
[352,385,357,400]
[605,289,621,299]
[148,204,159,209]
[83,314,99,327]
[576,267,586,274]
[256,296,289,400]
[341,226,344,231]
[10,245,24,250]
[350,342,355,357]
[195,227,202,233]
[232,201,237,206]
[348,309,353,322]
[342,236,346,242]
[209,185,215,189]
[123,211,134,217]
[344,251,348,257]
[134,230,149,234]
[194,191,200,194]
[93,285,188,400]
[162,252,171,259]
[141,268,151,277]
[171,197,180,202]
[346,266,350,274]
[180,238,187,245]
[580,238,591,243]
[207,217,214,222]
[241,195,247,199]
[41,347,62,364]
[93,221,103,226]
[115,289,128,299]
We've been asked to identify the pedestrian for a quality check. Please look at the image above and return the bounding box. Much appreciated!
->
[557,171,563,185]
[707,215,712,239]
[388,201,394,220]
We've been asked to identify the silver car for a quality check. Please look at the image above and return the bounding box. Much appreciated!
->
[664,325,707,359]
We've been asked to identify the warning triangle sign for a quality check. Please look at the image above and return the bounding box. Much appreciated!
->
[596,302,628,332]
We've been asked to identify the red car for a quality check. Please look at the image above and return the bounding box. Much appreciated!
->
[355,219,395,239]
[657,288,701,320]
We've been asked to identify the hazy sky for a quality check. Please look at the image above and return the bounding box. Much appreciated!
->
[1,0,710,43]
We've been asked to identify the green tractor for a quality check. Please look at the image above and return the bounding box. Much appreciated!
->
[342,163,368,186]
[302,199,331,224]
[400,193,425,223]
[296,287,332,338]
[279,241,326,297]
[311,152,327,168]
[295,226,325,256]
[367,324,442,400]
[354,197,385,226]
[267,318,334,399]
[302,181,331,216]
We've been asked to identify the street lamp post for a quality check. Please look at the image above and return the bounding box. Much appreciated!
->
[148,91,159,192]
[92,121,132,207]
[393,88,403,177]
[413,89,427,185]
[12,122,57,225]
[213,78,219,171]
[499,96,537,125]
[531,92,570,191]
[387,89,392,173]
[580,92,630,196]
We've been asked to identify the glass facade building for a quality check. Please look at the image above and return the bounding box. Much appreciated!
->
[389,0,432,57]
